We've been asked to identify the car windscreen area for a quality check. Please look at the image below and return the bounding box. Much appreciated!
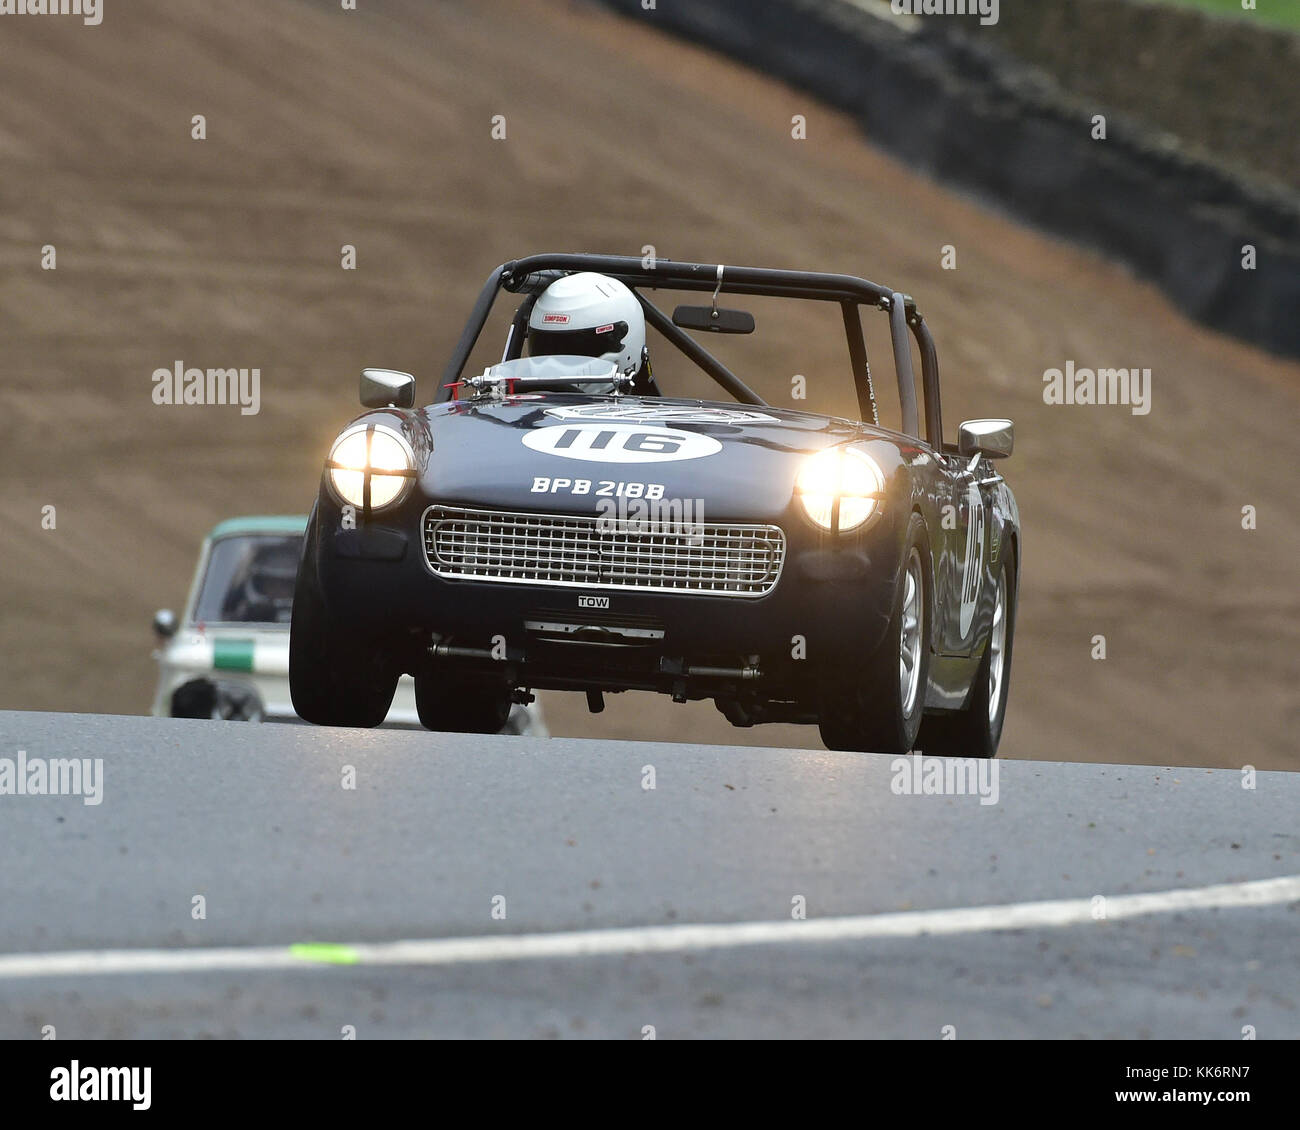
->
[448,257,941,445]
[192,535,302,626]
[635,291,896,428]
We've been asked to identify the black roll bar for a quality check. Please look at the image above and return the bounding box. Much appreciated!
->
[910,315,943,448]
[636,295,765,406]
[439,264,505,391]
[841,300,878,427]
[888,291,919,439]
[437,254,942,447]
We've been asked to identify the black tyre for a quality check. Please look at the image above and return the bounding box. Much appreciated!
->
[172,679,263,721]
[289,520,397,728]
[170,678,218,719]
[916,550,1016,759]
[414,671,511,734]
[819,513,932,755]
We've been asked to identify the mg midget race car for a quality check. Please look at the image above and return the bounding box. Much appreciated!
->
[291,254,1019,756]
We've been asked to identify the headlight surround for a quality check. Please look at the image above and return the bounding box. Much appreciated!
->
[796,447,885,532]
[327,422,416,510]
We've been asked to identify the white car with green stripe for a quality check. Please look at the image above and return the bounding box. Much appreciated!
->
[151,516,544,733]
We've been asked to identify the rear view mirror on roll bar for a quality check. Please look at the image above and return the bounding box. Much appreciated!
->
[671,304,756,334]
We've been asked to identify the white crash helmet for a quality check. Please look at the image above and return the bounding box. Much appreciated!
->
[527,272,647,379]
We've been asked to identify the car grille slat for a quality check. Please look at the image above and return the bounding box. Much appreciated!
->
[423,506,785,598]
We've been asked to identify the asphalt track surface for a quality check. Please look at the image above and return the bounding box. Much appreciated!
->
[1,711,1295,1039]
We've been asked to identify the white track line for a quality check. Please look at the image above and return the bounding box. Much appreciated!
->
[1,875,1295,980]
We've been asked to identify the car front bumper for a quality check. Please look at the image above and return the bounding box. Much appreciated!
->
[313,496,906,695]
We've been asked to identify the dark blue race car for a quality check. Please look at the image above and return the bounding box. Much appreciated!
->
[290,253,1019,756]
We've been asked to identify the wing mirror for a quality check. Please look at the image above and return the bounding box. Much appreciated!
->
[958,419,1014,459]
[360,368,416,409]
[153,608,177,639]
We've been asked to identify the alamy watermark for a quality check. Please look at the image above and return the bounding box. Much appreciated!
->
[891,754,999,806]
[891,0,999,27]
[0,0,102,26]
[152,361,261,415]
[596,495,705,539]
[0,751,103,806]
[1043,361,1151,416]
[50,1061,150,1110]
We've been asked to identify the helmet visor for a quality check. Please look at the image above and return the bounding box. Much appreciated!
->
[529,320,629,362]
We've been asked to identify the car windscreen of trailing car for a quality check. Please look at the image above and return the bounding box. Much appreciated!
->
[192,535,302,626]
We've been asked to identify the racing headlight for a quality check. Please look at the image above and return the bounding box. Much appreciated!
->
[796,447,885,532]
[327,423,416,510]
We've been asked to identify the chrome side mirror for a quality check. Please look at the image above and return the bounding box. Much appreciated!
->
[360,368,416,409]
[153,608,178,639]
[958,419,1014,459]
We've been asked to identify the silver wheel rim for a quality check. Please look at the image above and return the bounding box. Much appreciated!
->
[899,548,923,716]
[987,573,1007,726]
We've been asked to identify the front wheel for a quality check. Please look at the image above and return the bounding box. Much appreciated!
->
[916,550,1016,759]
[289,521,397,728]
[819,514,932,755]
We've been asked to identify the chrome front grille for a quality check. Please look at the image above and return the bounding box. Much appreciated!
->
[423,505,785,598]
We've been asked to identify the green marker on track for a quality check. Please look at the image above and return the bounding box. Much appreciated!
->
[289,943,360,965]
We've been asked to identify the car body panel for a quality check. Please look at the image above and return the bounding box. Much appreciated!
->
[309,396,1017,712]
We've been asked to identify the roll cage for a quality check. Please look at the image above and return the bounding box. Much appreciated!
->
[437,253,944,448]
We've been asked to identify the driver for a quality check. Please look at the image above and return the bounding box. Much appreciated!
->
[525,272,656,394]
[222,542,298,624]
